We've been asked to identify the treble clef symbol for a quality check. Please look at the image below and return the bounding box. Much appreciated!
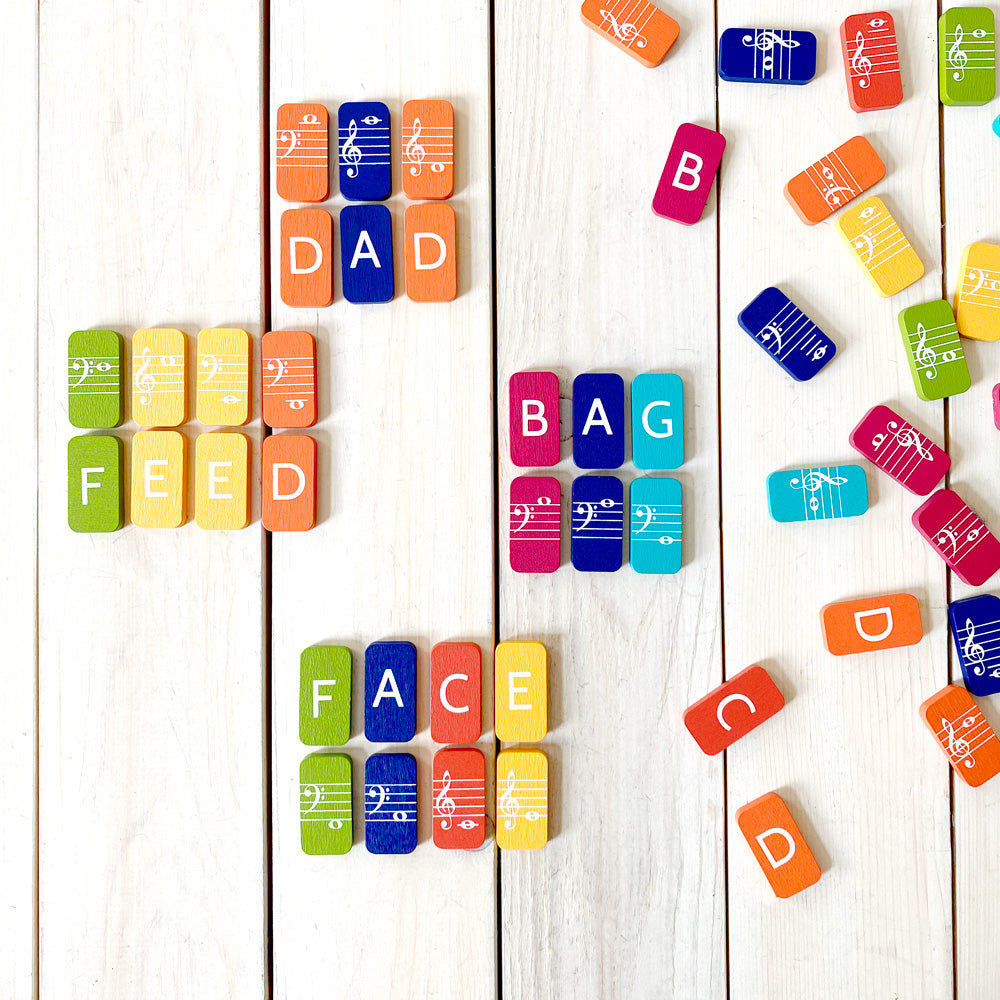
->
[914,323,938,380]
[135,345,156,405]
[499,770,520,830]
[942,714,976,768]
[434,770,457,830]
[599,9,647,48]
[406,118,426,176]
[851,31,873,88]
[790,470,848,514]
[888,420,932,460]
[342,119,362,178]
[963,618,988,675]
[949,24,969,81]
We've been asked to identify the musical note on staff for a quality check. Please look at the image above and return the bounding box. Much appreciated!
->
[364,753,417,855]
[300,781,352,831]
[949,594,1000,696]
[299,752,353,855]
[718,27,816,84]
[913,488,1000,587]
[131,328,187,427]
[571,475,624,572]
[580,0,679,68]
[939,7,995,106]
[954,242,1000,342]
[840,12,902,111]
[432,748,486,849]
[898,300,970,402]
[784,136,885,225]
[509,475,561,574]
[921,685,1000,787]
[261,330,316,429]
[496,749,548,851]
[836,196,924,296]
[275,103,329,203]
[339,101,391,201]
[767,464,869,523]
[402,100,455,199]
[196,328,249,427]
[630,477,682,575]
[68,329,123,430]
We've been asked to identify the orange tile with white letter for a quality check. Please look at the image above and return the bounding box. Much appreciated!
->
[404,203,456,302]
[195,432,250,530]
[683,665,784,755]
[430,641,482,744]
[131,429,187,528]
[736,792,821,898]
[280,208,333,308]
[920,685,1000,788]
[262,433,316,531]
[494,640,547,742]
[821,593,922,655]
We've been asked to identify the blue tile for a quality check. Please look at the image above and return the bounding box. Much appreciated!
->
[766,465,869,522]
[572,373,624,469]
[631,373,684,469]
[338,101,391,201]
[949,594,1000,697]
[738,287,835,382]
[571,475,623,572]
[364,753,417,855]
[364,641,416,742]
[340,204,394,303]
[629,477,682,574]
[719,28,817,84]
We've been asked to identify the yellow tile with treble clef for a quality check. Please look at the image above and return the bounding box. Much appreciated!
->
[132,327,187,427]
[954,242,1000,341]
[496,749,548,850]
[836,196,924,297]
[196,327,250,426]
[898,299,971,401]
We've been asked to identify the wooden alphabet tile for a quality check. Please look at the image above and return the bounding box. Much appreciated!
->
[629,476,682,574]
[949,595,1000,697]
[275,102,329,203]
[131,327,186,428]
[194,432,249,530]
[683,664,784,756]
[404,203,457,302]
[495,640,547,742]
[766,465,869,523]
[430,641,482,744]
[954,242,1000,342]
[509,475,561,574]
[339,101,391,201]
[920,685,1000,787]
[572,372,624,469]
[913,489,1000,587]
[783,136,885,225]
[364,641,417,743]
[432,747,486,850]
[840,12,903,112]
[509,371,560,467]
[68,330,123,429]
[496,749,548,851]
[821,593,922,655]
[196,328,250,427]
[736,792,821,898]
[939,7,996,106]
[280,208,334,308]
[849,404,950,496]
[131,429,186,528]
[631,373,683,469]
[300,645,352,746]
[651,123,726,226]
[836,196,924,297]
[718,28,817,85]
[571,475,624,572]
[68,435,123,533]
[300,752,352,855]
[579,0,679,68]
[364,752,417,855]
[898,300,970,401]
[261,433,316,532]
[261,330,317,429]
[738,287,836,382]
[402,99,454,200]
[340,204,394,304]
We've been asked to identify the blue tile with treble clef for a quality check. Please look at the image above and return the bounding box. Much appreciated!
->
[738,287,836,382]
[364,752,418,855]
[571,474,624,572]
[629,477,682,574]
[338,101,391,201]
[766,464,869,523]
[949,594,1000,697]
[718,27,817,85]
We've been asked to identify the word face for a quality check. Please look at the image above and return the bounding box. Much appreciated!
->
[939,7,995,106]
[194,432,250,530]
[496,749,548,851]
[849,404,950,496]
[404,203,456,302]
[840,12,903,112]
[280,208,334,308]
[68,330,123,429]
[365,753,417,855]
[631,373,683,469]
[509,371,560,467]
[402,99,454,200]
[767,465,868,523]
[821,593,922,655]
[509,476,561,574]
[580,0,679,68]
[913,489,1000,587]
[652,123,725,226]
[275,103,329,203]
[898,300,970,401]
[262,433,316,531]
[132,327,187,427]
[300,645,352,746]
[433,748,486,850]
[340,204,394,304]
[629,476,682,575]
[784,135,885,225]
[572,372,624,469]
[300,752,352,855]
[196,328,250,427]
[920,685,1000,787]
[68,435,123,533]
[131,430,186,528]
[365,641,417,743]
[571,475,624,571]
[683,664,784,755]
[718,28,817,85]
[949,595,1000,697]
[736,792,821,898]
[738,287,835,382]
[954,241,1000,342]
[261,330,317,428]
[430,642,482,744]
[495,640,547,742]
[836,196,923,297]
[339,101,391,201]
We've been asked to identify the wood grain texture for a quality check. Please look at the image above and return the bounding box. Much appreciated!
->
[404,202,457,301]
[194,431,250,530]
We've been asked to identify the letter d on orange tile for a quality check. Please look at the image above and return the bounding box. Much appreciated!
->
[405,203,456,302]
[736,792,820,898]
[262,434,316,531]
[280,208,333,308]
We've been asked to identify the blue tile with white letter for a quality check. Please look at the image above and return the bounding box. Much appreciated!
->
[630,477,682,574]
[571,475,624,572]
[364,641,416,742]
[631,373,684,469]
[719,28,817,85]
[340,204,394,303]
[572,372,624,469]
[365,752,417,855]
[766,465,868,523]
[738,287,835,382]
[338,101,391,201]
[949,594,1000,697]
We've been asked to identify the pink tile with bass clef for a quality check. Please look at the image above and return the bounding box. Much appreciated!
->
[912,489,1000,586]
[652,123,726,226]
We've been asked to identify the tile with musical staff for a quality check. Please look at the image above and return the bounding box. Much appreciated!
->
[261,433,316,532]
[365,752,417,855]
[836,196,924,297]
[949,595,1000,697]
[766,464,869,523]
[432,748,486,850]
[939,7,995,106]
[275,102,329,203]
[631,373,683,469]
[68,435,123,533]
[572,372,624,469]
[718,28,817,85]
[131,327,187,427]
[131,429,186,528]
[580,0,679,68]
[194,432,249,530]
[571,474,624,571]
[821,593,922,655]
[495,641,547,742]
[849,404,950,496]
[898,300,970,402]
[338,101,391,201]
[300,752,353,855]
[920,685,1000,787]
[738,287,836,382]
[509,475,561,574]
[404,203,457,302]
[340,204,394,304]
[280,208,334,308]
[629,476,682,575]
[496,749,548,851]
[783,136,885,225]
[652,123,726,226]
[300,645,352,746]
[736,792,820,898]
[261,330,316,429]
[509,371,559,467]
[68,330,123,429]
[913,489,1000,587]
[954,241,1000,342]
[402,99,454,200]
[196,328,250,427]
[364,641,416,744]
[840,12,903,112]
[430,642,481,744]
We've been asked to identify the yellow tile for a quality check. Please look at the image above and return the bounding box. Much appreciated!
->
[131,430,187,528]
[495,640,547,741]
[954,241,1000,342]
[196,327,251,425]
[132,327,187,427]
[836,196,924,297]
[496,749,548,851]
[195,432,250,530]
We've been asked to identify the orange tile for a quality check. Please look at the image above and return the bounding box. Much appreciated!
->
[262,434,316,532]
[736,792,821,899]
[580,0,679,68]
[784,135,885,225]
[920,685,1000,788]
[821,593,923,655]
[261,330,317,429]
[275,103,329,203]
[404,203,456,302]
[401,100,454,200]
[280,208,333,308]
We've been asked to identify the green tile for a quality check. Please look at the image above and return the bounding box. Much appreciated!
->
[68,330,123,429]
[68,435,123,532]
[300,645,351,746]
[300,752,352,855]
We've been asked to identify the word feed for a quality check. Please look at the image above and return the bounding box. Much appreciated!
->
[718,28,817,85]
[652,122,726,226]
[783,135,885,225]
[938,6,996,107]
[839,12,903,112]
[948,595,1000,697]
[580,0,679,68]
[821,593,922,655]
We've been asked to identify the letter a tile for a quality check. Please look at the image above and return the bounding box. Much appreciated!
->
[131,430,186,528]
[300,752,352,855]
[510,371,560,467]
[683,665,784,756]
[495,640,547,742]
[365,752,417,855]
[404,203,456,302]
[68,330,123,429]
[920,685,1000,787]
[430,641,482,744]
[280,208,333,308]
[652,123,725,226]
[573,372,624,469]
[340,204,394,304]
[949,595,1000,697]
[821,593,922,655]
[68,435,123,533]
[580,0,679,68]
[365,641,417,743]
[736,792,821,898]
[433,747,486,850]
[300,645,352,746]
